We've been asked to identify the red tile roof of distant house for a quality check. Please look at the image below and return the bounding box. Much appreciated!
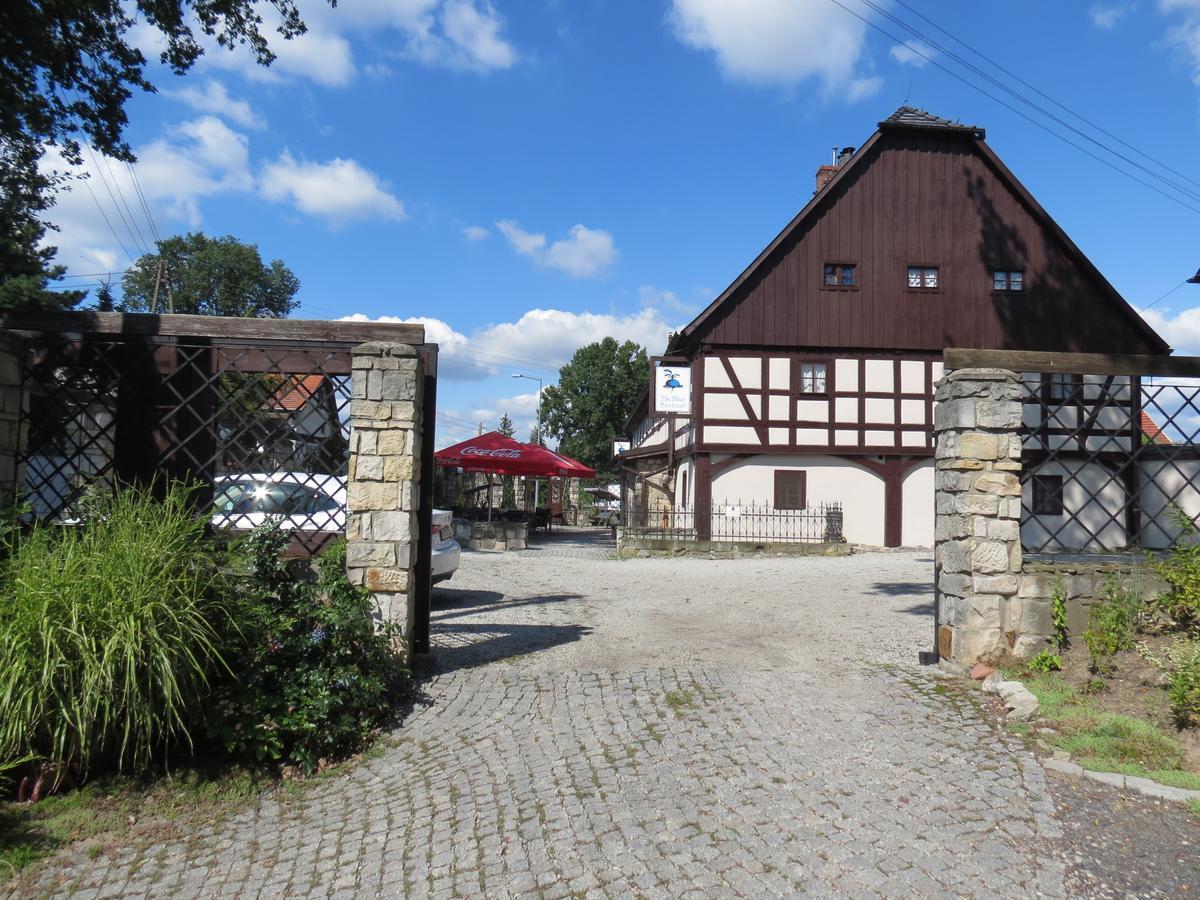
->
[270,374,326,411]
[1141,411,1172,444]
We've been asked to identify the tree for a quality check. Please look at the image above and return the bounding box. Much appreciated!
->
[0,140,85,311]
[497,413,516,507]
[0,0,324,307]
[540,338,649,471]
[120,233,299,317]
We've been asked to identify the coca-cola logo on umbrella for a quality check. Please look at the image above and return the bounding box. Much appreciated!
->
[461,447,523,458]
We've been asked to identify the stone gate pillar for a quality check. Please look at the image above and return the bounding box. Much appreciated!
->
[347,342,422,659]
[933,368,1025,663]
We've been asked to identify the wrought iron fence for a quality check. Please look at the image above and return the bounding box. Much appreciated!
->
[16,333,351,554]
[1020,371,1200,553]
[625,500,843,543]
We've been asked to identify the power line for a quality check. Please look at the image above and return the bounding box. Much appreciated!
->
[828,0,1200,216]
[1141,280,1188,313]
[889,0,1200,195]
[125,159,162,246]
[855,0,1200,205]
[79,175,137,266]
[84,143,151,257]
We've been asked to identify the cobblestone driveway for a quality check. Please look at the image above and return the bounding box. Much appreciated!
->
[10,537,1196,897]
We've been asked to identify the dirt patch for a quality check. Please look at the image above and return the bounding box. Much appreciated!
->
[1051,638,1200,773]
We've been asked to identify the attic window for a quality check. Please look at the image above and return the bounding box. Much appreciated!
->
[823,263,856,287]
[993,270,1024,291]
[907,266,939,289]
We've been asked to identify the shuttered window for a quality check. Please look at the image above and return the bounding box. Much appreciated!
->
[774,471,807,510]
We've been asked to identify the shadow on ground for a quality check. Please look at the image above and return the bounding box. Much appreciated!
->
[421,621,592,675]
[866,580,933,597]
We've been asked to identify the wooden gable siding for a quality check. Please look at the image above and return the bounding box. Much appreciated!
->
[693,133,1164,355]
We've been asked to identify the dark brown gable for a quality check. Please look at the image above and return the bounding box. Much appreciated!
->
[674,125,1168,356]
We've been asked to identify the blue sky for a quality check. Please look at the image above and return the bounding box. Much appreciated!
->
[45,0,1200,445]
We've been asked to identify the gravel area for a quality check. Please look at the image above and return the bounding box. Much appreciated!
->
[430,540,934,675]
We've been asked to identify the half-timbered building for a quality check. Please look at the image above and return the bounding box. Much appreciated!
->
[621,107,1169,548]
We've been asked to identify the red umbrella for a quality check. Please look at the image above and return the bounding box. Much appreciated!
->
[436,431,586,477]
[525,444,596,479]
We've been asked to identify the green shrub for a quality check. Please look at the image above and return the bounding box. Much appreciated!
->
[0,485,226,777]
[1151,505,1200,633]
[208,523,407,773]
[1083,576,1141,674]
[1140,639,1200,728]
[1050,577,1070,651]
[1027,650,1062,673]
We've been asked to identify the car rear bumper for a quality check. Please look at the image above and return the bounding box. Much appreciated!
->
[431,540,461,583]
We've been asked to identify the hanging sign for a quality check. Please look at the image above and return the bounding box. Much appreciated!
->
[612,439,630,457]
[652,358,692,416]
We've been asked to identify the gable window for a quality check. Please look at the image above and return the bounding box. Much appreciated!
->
[1032,474,1064,516]
[774,471,807,510]
[907,266,939,289]
[993,270,1024,291]
[823,263,856,287]
[799,362,827,394]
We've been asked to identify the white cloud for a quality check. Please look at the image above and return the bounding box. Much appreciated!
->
[341,307,676,382]
[637,284,696,316]
[259,151,406,225]
[1159,0,1200,86]
[668,0,873,97]
[496,220,618,278]
[1140,305,1200,352]
[1090,2,1136,28]
[440,0,518,69]
[846,76,883,102]
[889,39,935,67]
[41,116,253,271]
[166,79,264,129]
[461,224,490,241]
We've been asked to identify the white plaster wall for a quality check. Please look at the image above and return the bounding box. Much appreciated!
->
[835,358,858,392]
[1137,459,1200,549]
[729,357,761,389]
[704,357,732,388]
[705,425,759,444]
[711,455,885,545]
[769,358,790,390]
[1021,460,1129,551]
[865,360,894,393]
[705,393,748,419]
[902,461,935,547]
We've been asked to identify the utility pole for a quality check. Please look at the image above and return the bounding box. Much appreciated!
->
[149,259,164,314]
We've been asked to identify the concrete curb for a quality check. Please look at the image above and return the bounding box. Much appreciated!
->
[1043,757,1200,804]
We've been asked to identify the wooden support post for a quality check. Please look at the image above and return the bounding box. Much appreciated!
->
[694,453,712,541]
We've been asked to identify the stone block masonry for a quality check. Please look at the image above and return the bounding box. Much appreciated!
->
[933,369,1025,663]
[347,342,423,660]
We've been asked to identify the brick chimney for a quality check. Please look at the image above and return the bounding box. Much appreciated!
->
[815,146,857,193]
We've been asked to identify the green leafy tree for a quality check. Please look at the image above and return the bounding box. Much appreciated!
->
[120,233,299,317]
[540,338,649,471]
[0,0,326,307]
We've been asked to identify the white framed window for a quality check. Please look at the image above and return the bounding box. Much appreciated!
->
[907,266,939,289]
[800,363,827,394]
[993,269,1024,291]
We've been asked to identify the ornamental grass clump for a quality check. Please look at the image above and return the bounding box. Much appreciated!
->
[0,485,227,778]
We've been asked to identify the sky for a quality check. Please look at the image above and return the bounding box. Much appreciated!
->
[42,0,1200,446]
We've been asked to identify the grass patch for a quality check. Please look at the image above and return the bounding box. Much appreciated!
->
[1016,672,1198,789]
[1190,799,1200,822]
[0,766,266,878]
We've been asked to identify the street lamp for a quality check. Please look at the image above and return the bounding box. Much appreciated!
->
[512,372,545,509]
[511,373,544,444]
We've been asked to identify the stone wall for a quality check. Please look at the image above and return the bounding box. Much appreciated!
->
[346,342,422,658]
[933,368,1027,663]
[932,367,1173,664]
[453,519,528,551]
[616,531,849,559]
